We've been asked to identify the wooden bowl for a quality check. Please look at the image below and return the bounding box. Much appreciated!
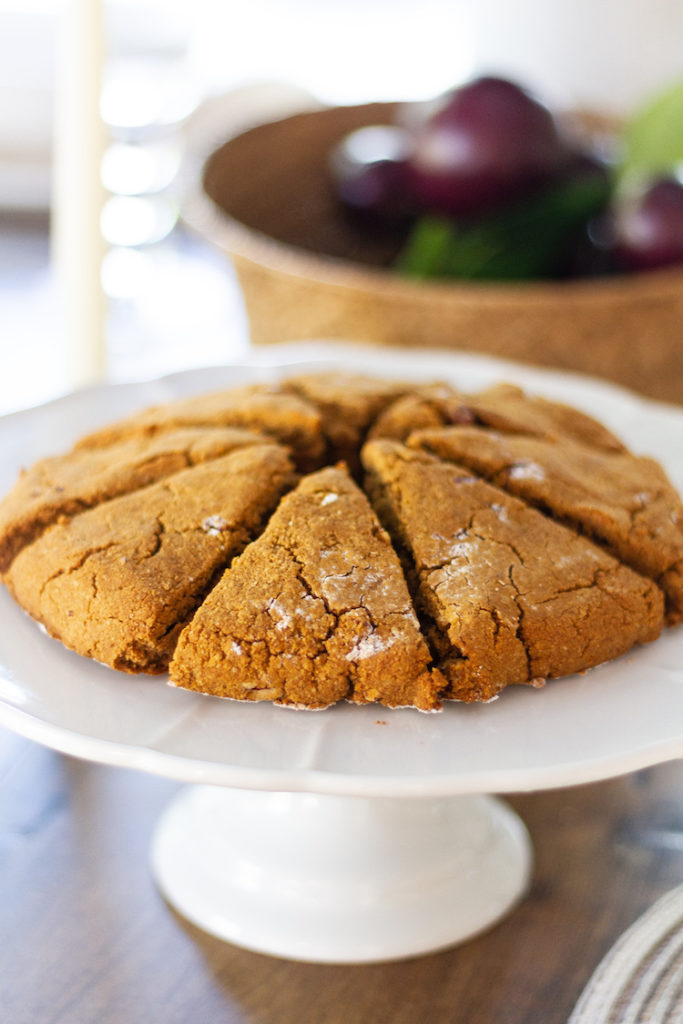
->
[192,101,683,405]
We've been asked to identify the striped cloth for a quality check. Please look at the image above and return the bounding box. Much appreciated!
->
[568,884,683,1023]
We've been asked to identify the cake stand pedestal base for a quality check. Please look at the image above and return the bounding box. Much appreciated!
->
[150,785,532,963]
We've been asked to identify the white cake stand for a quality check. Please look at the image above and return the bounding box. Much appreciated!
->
[1,346,682,963]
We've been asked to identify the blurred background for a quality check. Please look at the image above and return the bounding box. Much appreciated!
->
[1,0,682,414]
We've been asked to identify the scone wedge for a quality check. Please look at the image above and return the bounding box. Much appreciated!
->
[0,425,268,573]
[362,440,664,702]
[5,444,295,672]
[170,465,446,711]
[410,426,683,623]
[74,383,326,470]
[370,382,624,450]
[280,372,414,468]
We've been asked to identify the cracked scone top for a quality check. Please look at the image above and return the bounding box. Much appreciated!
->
[169,466,446,711]
[5,445,295,673]
[408,426,683,623]
[362,440,663,702]
[0,371,680,709]
[0,425,268,573]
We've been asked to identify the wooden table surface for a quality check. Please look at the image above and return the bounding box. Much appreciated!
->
[1,725,681,1024]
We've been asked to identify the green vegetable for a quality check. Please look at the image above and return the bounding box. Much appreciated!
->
[397,174,612,281]
[620,79,683,185]
[395,77,683,283]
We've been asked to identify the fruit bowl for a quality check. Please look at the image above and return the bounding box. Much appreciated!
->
[188,101,683,405]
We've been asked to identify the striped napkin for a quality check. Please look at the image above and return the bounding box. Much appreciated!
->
[568,884,683,1023]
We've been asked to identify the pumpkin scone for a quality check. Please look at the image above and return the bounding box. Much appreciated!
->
[370,382,624,451]
[410,426,683,623]
[464,383,625,450]
[362,440,664,702]
[280,372,414,469]
[0,425,269,573]
[5,445,295,673]
[170,465,446,711]
[368,383,474,443]
[74,383,325,470]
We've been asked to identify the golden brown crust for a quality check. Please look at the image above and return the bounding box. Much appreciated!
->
[368,383,472,443]
[280,372,414,469]
[463,383,626,451]
[370,382,625,451]
[410,426,683,622]
[0,370,679,708]
[0,426,268,573]
[74,383,326,471]
[5,445,295,673]
[362,440,664,701]
[170,465,445,710]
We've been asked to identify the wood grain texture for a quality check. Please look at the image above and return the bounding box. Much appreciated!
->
[0,726,681,1024]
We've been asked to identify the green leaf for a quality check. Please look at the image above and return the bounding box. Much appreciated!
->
[396,173,612,282]
[394,217,455,279]
[620,79,683,183]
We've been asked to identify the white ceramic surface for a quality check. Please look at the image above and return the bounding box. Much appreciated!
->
[0,343,682,798]
[151,786,532,963]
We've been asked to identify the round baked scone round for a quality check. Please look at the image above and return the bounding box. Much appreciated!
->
[1,372,680,710]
